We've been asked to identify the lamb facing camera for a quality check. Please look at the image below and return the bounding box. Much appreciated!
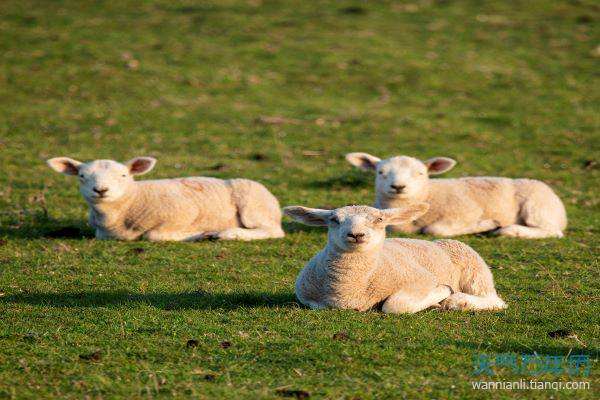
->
[47,156,284,241]
[284,204,506,313]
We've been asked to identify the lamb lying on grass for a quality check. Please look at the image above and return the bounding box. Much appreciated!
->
[346,153,567,239]
[284,204,507,313]
[47,156,284,241]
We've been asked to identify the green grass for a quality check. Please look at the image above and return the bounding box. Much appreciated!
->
[0,0,599,398]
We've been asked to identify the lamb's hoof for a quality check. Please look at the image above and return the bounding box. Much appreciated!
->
[440,293,471,311]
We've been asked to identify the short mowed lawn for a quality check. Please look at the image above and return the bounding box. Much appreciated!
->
[0,0,598,399]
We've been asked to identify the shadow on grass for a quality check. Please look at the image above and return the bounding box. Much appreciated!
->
[0,290,298,310]
[0,217,93,239]
[3,220,321,238]
[1,218,324,238]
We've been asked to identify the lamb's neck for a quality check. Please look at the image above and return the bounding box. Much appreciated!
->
[375,185,430,209]
[322,243,382,283]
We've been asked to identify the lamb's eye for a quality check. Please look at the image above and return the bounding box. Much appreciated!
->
[79,174,84,178]
[378,170,384,175]
[330,217,339,224]
[375,217,384,223]
[121,174,127,177]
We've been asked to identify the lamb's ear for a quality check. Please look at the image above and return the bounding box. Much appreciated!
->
[126,157,156,175]
[382,203,430,225]
[283,206,332,226]
[345,152,381,171]
[424,157,456,175]
[47,157,83,176]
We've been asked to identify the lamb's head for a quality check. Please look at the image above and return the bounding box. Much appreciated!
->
[47,156,156,203]
[346,152,456,200]
[284,203,429,252]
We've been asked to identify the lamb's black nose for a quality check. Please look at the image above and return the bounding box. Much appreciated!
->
[347,233,366,242]
[93,187,108,195]
[391,184,406,193]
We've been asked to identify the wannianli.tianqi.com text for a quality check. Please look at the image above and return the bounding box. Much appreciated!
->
[471,380,591,391]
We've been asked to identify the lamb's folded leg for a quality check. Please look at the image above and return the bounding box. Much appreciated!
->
[381,285,452,314]
[422,219,498,237]
[145,230,195,241]
[226,179,285,241]
[440,292,507,311]
[200,227,285,241]
[493,224,563,239]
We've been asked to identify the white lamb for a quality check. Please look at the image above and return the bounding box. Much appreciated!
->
[346,153,567,239]
[47,156,285,241]
[284,204,507,313]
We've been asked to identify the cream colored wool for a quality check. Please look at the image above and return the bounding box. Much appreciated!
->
[47,157,284,241]
[284,204,507,313]
[346,153,567,239]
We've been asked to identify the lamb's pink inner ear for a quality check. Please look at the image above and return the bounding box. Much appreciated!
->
[357,156,377,170]
[345,153,381,171]
[302,213,328,226]
[128,158,155,175]
[47,158,81,175]
[61,161,80,175]
[284,207,330,226]
[426,157,456,175]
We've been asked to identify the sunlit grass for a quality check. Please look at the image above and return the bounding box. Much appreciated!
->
[0,0,598,398]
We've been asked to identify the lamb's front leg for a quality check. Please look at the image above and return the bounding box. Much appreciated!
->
[95,227,140,241]
[95,228,112,240]
[382,285,452,314]
[89,211,111,240]
[88,209,97,230]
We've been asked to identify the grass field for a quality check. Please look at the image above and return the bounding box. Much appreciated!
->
[0,0,599,398]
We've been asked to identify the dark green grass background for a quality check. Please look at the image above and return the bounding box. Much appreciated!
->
[0,0,598,398]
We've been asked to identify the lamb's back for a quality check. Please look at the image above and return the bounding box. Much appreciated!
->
[426,177,519,226]
[134,177,240,230]
[381,238,461,289]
